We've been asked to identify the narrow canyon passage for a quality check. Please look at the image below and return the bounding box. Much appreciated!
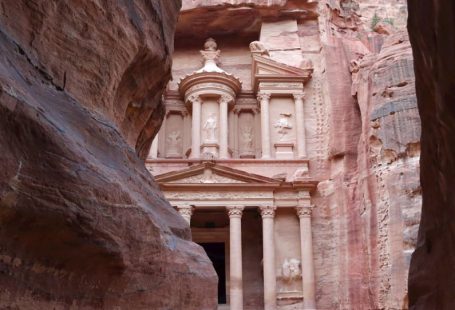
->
[4,0,450,309]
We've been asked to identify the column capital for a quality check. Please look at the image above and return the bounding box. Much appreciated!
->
[259,205,277,219]
[296,206,312,218]
[219,94,234,105]
[257,92,271,102]
[227,205,244,218]
[187,94,202,104]
[292,92,305,101]
[176,205,195,217]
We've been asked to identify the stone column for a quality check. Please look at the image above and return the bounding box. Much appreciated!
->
[148,135,159,159]
[233,107,240,158]
[293,92,307,158]
[227,206,244,310]
[189,95,201,158]
[296,206,316,309]
[258,92,271,159]
[176,205,194,225]
[219,95,230,159]
[260,205,277,310]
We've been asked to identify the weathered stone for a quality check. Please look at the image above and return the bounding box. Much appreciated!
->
[407,0,455,309]
[0,0,217,309]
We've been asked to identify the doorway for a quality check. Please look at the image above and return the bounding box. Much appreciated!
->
[200,242,227,304]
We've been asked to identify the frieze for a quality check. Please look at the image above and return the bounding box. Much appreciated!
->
[168,173,245,184]
[260,82,303,89]
[164,191,273,200]
[187,83,236,97]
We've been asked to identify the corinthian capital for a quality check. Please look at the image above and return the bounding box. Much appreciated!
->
[187,94,202,105]
[227,206,244,218]
[257,92,271,102]
[293,92,305,101]
[259,205,277,219]
[296,206,312,218]
[219,94,233,105]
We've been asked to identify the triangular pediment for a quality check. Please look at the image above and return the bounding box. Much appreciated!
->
[155,162,280,185]
[251,54,313,91]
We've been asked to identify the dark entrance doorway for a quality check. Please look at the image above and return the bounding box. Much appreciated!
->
[200,242,227,304]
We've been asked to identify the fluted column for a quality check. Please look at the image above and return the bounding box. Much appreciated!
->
[293,92,307,158]
[189,95,201,158]
[260,205,277,310]
[219,95,230,159]
[296,206,316,309]
[176,205,194,225]
[227,206,244,310]
[258,92,271,159]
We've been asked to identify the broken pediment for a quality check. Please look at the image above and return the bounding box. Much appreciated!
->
[251,54,313,92]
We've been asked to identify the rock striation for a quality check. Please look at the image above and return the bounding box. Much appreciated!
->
[0,1,217,309]
[407,1,455,309]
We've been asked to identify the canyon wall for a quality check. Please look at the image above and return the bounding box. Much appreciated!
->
[407,1,455,309]
[0,1,217,309]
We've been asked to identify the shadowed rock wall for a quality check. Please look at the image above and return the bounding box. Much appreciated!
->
[0,1,217,309]
[407,1,455,309]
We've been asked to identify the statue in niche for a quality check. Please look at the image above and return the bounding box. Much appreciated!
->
[166,130,181,156]
[203,113,217,142]
[274,113,293,141]
[280,258,302,293]
[240,126,254,152]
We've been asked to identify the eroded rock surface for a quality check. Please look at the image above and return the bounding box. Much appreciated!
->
[407,1,455,309]
[0,1,217,309]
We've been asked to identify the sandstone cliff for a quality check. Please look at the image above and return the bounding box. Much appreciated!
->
[407,1,455,309]
[0,1,217,309]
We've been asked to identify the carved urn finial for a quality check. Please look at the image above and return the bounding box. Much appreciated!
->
[197,38,224,73]
[204,37,217,51]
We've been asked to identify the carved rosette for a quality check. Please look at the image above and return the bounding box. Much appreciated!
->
[257,92,271,102]
[227,206,244,218]
[292,92,305,101]
[259,205,277,219]
[296,207,312,218]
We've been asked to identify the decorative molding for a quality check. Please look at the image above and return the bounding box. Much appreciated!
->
[166,191,273,200]
[259,205,277,218]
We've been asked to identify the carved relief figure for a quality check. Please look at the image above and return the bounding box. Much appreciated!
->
[240,126,254,151]
[203,113,217,142]
[274,113,293,141]
[166,130,181,156]
[280,258,302,293]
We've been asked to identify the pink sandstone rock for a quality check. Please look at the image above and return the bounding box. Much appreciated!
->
[0,0,217,309]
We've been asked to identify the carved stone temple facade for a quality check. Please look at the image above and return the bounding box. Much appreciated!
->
[146,2,417,309]
[147,35,318,310]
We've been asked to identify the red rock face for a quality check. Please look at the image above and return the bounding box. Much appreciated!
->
[0,1,217,309]
[313,2,420,309]
[407,1,455,309]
